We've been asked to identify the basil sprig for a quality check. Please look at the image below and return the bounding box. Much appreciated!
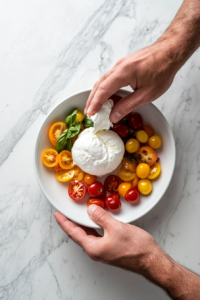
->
[56,109,81,153]
[83,115,94,128]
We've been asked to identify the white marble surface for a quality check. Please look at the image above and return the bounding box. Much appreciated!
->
[1,0,200,299]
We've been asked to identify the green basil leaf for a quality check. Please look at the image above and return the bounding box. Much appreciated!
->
[69,121,81,138]
[83,115,94,128]
[65,139,73,152]
[66,109,77,128]
[127,154,137,163]
[56,131,68,153]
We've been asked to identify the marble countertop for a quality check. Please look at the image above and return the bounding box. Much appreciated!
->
[1,0,200,299]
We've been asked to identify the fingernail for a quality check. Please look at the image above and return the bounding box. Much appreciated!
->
[87,204,98,217]
[111,111,121,123]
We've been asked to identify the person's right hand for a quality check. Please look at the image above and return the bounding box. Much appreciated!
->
[85,43,178,123]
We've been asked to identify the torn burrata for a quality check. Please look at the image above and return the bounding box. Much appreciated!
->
[72,100,124,176]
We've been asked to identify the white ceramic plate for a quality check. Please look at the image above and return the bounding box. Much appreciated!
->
[34,89,176,228]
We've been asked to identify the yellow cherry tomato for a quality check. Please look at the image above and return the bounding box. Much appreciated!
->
[135,130,149,143]
[122,157,137,172]
[58,150,75,170]
[48,122,67,146]
[73,166,84,181]
[42,149,59,167]
[125,138,140,153]
[136,163,150,179]
[132,176,139,188]
[84,174,97,185]
[148,135,162,149]
[143,125,154,138]
[118,182,132,197]
[118,168,137,181]
[75,111,84,123]
[138,179,152,195]
[148,162,161,179]
[55,169,75,182]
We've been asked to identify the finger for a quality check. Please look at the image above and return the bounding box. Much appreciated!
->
[87,205,116,231]
[110,88,151,123]
[87,72,128,116]
[54,212,88,246]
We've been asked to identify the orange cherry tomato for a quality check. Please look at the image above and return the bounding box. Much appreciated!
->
[138,179,152,195]
[55,169,75,182]
[148,135,162,149]
[48,122,66,146]
[53,163,62,171]
[118,168,137,181]
[84,174,97,185]
[118,182,132,197]
[42,149,59,167]
[136,146,158,166]
[73,166,84,181]
[136,163,150,179]
[132,176,139,188]
[143,125,154,138]
[58,150,74,170]
[87,199,105,209]
[121,157,137,172]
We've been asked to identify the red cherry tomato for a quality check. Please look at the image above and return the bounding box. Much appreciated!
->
[113,124,130,138]
[96,189,106,201]
[125,188,140,203]
[104,175,123,193]
[87,199,105,209]
[68,181,86,201]
[87,181,104,197]
[105,194,121,212]
[110,94,122,105]
[128,113,143,130]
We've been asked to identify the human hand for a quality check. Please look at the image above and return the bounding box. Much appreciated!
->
[54,204,158,275]
[85,44,178,123]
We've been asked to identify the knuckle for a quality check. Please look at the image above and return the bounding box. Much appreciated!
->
[93,209,107,224]
[93,81,99,89]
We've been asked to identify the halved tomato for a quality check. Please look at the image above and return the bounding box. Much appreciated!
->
[104,175,123,193]
[118,168,137,181]
[58,150,74,170]
[148,162,161,179]
[135,146,158,166]
[49,122,67,146]
[73,166,84,181]
[68,181,86,201]
[53,163,62,171]
[42,149,58,167]
[55,169,74,182]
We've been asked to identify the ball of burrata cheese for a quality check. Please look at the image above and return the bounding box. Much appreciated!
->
[72,127,124,176]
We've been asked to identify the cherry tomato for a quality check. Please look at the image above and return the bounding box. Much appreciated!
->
[49,122,67,146]
[136,163,150,179]
[113,124,130,138]
[53,163,62,171]
[135,130,149,143]
[148,162,161,179]
[42,149,59,168]
[118,168,136,181]
[94,189,107,201]
[104,175,123,193]
[55,169,75,182]
[68,181,86,201]
[125,188,140,203]
[118,182,132,197]
[148,135,162,149]
[138,179,152,195]
[136,146,158,166]
[122,157,137,172]
[84,174,97,185]
[58,150,74,170]
[143,125,154,138]
[87,199,105,209]
[73,166,84,181]
[75,111,84,123]
[125,138,140,153]
[105,194,121,212]
[128,113,143,130]
[72,136,78,144]
[87,181,104,197]
[110,94,122,105]
[132,176,139,188]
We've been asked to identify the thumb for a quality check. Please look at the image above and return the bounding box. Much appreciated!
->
[110,88,150,123]
[87,204,115,230]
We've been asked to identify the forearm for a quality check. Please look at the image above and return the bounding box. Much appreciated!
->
[155,0,200,72]
[142,245,200,299]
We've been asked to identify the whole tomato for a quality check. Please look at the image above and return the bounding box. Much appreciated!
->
[87,198,105,209]
[128,113,143,130]
[105,194,121,212]
[125,188,140,203]
[113,124,130,138]
[87,181,104,197]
